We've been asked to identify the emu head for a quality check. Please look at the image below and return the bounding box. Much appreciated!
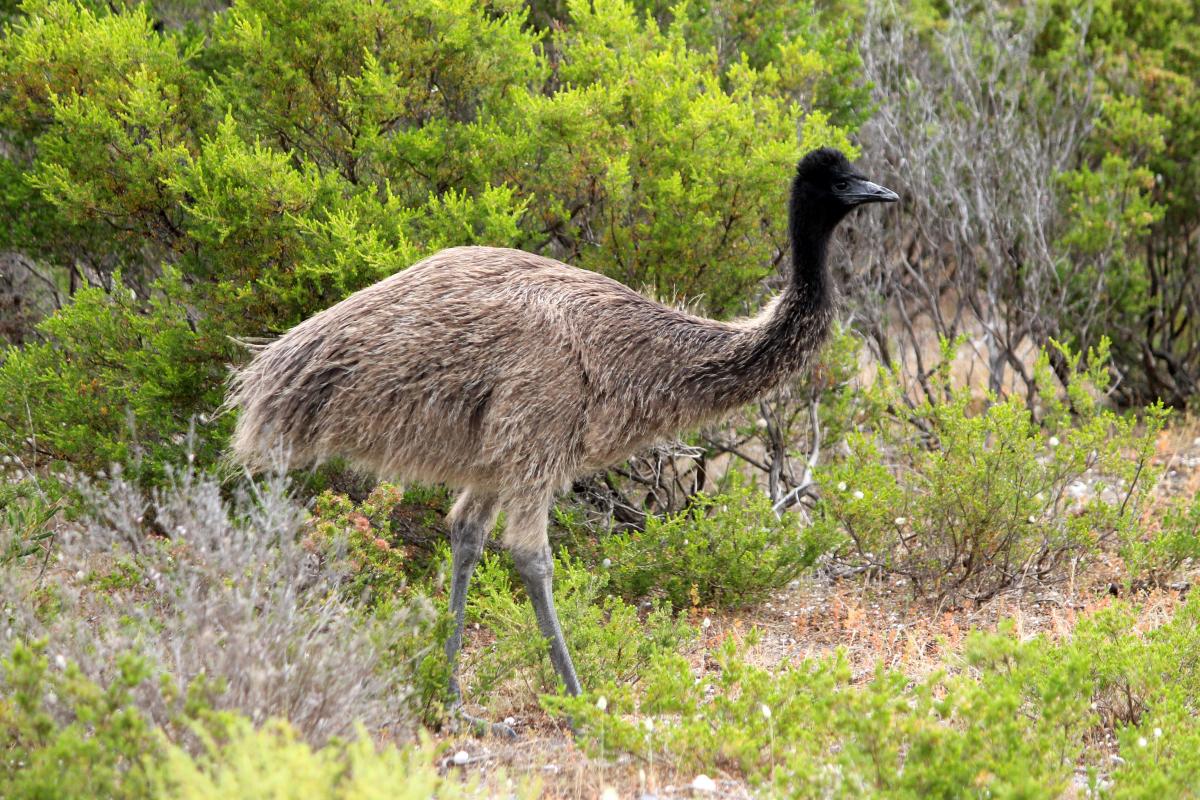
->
[790,147,898,235]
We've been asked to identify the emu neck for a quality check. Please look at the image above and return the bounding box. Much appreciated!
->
[680,225,835,420]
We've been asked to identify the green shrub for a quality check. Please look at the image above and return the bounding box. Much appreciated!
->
[311,483,415,606]
[466,550,693,706]
[548,624,1095,798]
[0,270,235,482]
[1110,690,1200,799]
[0,480,59,567]
[0,640,539,800]
[817,339,1165,602]
[549,594,1200,796]
[1121,493,1200,587]
[0,640,162,800]
[0,0,862,482]
[306,482,459,723]
[574,481,838,610]
[1,469,439,744]
[152,717,540,800]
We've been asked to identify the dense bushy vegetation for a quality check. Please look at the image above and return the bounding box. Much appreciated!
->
[2,0,1199,796]
[551,597,1200,797]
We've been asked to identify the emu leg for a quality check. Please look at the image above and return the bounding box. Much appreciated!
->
[443,491,510,737]
[511,542,583,697]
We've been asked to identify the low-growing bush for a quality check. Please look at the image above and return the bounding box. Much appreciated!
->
[0,468,439,745]
[0,641,163,800]
[549,625,1094,797]
[1110,690,1200,799]
[0,641,539,800]
[550,592,1200,797]
[310,483,415,605]
[568,481,839,610]
[466,551,693,708]
[153,717,540,800]
[0,479,59,567]
[0,271,235,483]
[818,339,1165,602]
[1121,493,1200,587]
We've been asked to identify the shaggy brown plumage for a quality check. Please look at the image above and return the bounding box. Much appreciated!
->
[227,147,897,729]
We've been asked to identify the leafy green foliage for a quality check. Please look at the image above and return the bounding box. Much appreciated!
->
[1121,492,1200,586]
[552,594,1200,797]
[0,641,539,800]
[0,0,863,480]
[0,641,161,800]
[549,625,1094,797]
[152,718,540,800]
[817,339,1165,602]
[0,270,234,481]
[308,483,457,723]
[0,481,58,567]
[311,484,416,605]
[572,481,838,610]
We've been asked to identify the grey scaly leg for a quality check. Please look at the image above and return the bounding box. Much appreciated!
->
[512,542,582,696]
[504,499,582,697]
[443,490,511,737]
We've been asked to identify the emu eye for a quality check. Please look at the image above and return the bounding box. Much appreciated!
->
[834,181,850,192]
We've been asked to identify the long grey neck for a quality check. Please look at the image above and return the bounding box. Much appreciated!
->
[677,226,835,419]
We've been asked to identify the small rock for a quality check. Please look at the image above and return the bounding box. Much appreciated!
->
[692,774,717,793]
[452,750,469,766]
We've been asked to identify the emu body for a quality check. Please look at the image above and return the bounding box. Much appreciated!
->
[232,247,828,545]
[228,148,898,729]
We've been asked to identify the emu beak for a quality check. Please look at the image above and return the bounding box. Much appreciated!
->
[842,178,899,206]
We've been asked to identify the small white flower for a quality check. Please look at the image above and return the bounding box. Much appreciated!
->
[692,774,717,793]
[894,517,907,526]
[596,696,608,712]
[1048,436,1060,447]
[601,558,612,568]
[1137,736,1148,748]
[452,750,469,765]
[761,703,772,720]
[853,490,864,500]
[1154,727,1162,739]
[837,481,848,492]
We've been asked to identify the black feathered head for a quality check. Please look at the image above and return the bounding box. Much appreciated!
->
[789,148,898,239]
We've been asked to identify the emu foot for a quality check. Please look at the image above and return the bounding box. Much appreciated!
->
[449,702,516,740]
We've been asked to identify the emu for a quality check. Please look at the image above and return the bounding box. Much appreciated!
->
[228,147,897,733]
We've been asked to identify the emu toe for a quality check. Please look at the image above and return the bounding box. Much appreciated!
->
[450,702,518,740]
